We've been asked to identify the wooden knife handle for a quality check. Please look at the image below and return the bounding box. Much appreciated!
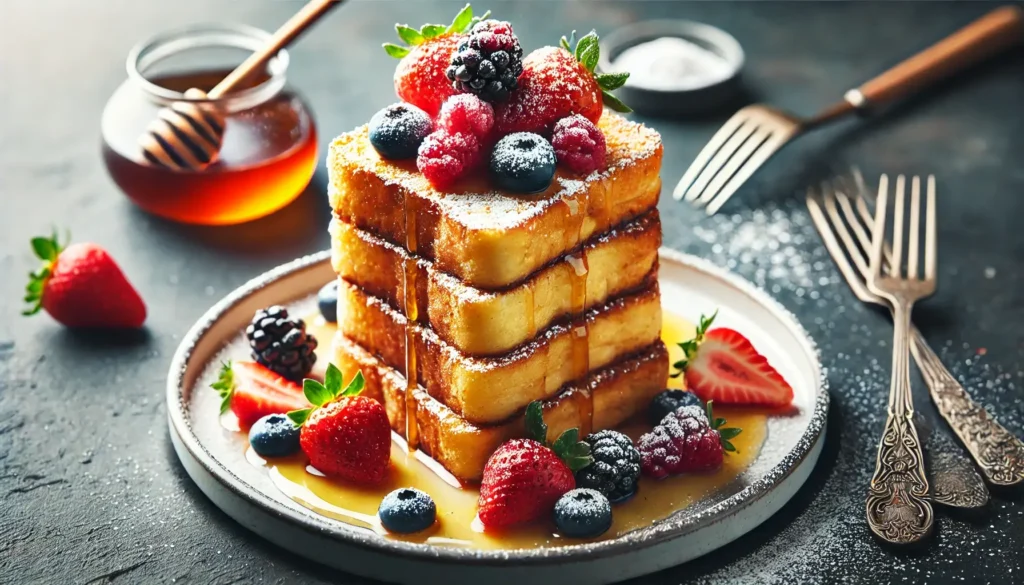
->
[849,6,1024,107]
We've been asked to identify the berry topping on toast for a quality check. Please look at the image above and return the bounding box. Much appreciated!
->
[495,32,630,136]
[551,114,607,174]
[23,231,146,329]
[672,311,795,407]
[289,365,390,485]
[477,401,593,528]
[386,4,491,116]
[447,19,523,102]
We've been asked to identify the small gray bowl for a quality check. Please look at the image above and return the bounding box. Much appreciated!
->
[599,19,745,117]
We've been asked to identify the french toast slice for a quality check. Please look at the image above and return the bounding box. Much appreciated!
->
[328,113,662,288]
[339,279,662,424]
[334,334,669,483]
[330,210,661,356]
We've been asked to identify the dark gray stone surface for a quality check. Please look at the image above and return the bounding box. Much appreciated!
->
[1,1,1022,583]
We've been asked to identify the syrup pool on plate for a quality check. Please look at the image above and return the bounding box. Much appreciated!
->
[245,310,768,549]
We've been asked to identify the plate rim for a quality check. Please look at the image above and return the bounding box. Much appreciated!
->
[166,248,829,566]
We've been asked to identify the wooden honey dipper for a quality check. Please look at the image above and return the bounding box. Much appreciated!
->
[140,0,344,171]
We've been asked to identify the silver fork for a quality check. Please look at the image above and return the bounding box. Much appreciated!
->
[809,173,1024,491]
[861,174,936,544]
[672,6,1024,215]
[807,174,990,510]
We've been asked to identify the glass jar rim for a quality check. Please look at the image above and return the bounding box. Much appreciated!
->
[126,23,290,106]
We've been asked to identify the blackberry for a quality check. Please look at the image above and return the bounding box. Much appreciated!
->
[245,305,318,382]
[648,389,703,426]
[446,19,523,103]
[575,430,641,503]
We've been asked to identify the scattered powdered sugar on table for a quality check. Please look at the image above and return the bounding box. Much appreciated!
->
[658,199,1024,584]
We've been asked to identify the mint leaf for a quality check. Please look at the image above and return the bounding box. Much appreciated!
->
[448,4,473,33]
[396,24,425,46]
[303,379,332,406]
[341,371,365,397]
[287,408,312,426]
[383,43,410,59]
[601,91,632,113]
[596,72,629,91]
[323,363,343,397]
[525,401,547,444]
[420,24,448,38]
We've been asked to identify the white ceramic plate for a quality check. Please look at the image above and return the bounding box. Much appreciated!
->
[167,249,828,585]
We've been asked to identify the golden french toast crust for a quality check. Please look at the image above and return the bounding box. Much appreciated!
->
[333,335,670,482]
[329,113,664,288]
[332,210,662,356]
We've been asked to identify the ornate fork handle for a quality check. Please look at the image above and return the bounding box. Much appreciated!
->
[867,302,933,544]
[911,330,1024,486]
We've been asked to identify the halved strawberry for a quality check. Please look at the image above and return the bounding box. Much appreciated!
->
[672,312,794,408]
[211,361,309,428]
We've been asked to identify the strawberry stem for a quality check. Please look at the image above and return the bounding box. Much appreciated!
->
[524,400,593,471]
[288,364,365,426]
[384,4,488,58]
[670,309,718,378]
[706,400,742,454]
[210,361,235,415]
[559,29,633,113]
[22,229,66,317]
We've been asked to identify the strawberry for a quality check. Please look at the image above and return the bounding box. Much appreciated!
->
[288,364,390,485]
[672,312,795,408]
[211,361,309,428]
[385,4,491,116]
[477,401,593,529]
[494,31,631,136]
[23,231,146,328]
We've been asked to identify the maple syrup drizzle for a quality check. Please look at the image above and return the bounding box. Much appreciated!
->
[403,195,419,451]
[563,192,592,436]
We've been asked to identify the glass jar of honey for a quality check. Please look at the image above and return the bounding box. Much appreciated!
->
[101,24,318,225]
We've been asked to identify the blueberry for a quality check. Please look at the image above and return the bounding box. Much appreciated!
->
[318,280,339,323]
[649,389,703,426]
[248,414,300,457]
[378,488,436,533]
[368,103,433,160]
[490,132,556,194]
[553,488,612,538]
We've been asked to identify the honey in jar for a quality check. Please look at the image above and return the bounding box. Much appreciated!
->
[101,25,318,225]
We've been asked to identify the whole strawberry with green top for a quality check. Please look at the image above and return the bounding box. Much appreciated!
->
[23,231,146,329]
[288,365,391,485]
[385,4,491,117]
[495,31,631,136]
[477,401,594,528]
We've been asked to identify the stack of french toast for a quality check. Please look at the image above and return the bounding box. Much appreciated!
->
[328,112,668,482]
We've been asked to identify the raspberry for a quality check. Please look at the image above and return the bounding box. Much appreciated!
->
[416,130,482,189]
[551,114,607,174]
[437,94,494,139]
[638,405,738,479]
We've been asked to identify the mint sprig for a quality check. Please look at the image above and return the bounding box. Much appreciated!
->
[524,401,594,472]
[706,400,742,453]
[559,29,633,113]
[22,229,66,316]
[210,361,235,415]
[287,363,365,426]
[383,4,491,59]
[670,309,718,378]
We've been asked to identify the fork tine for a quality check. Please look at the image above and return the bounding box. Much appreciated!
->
[828,189,871,276]
[704,131,789,216]
[684,121,762,203]
[693,126,771,205]
[869,174,890,281]
[672,112,752,200]
[807,183,876,303]
[908,176,922,279]
[891,175,906,278]
[926,175,937,281]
